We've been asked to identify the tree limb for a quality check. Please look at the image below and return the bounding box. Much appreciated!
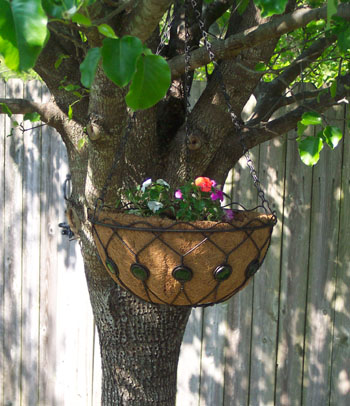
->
[0,98,84,149]
[168,3,350,79]
[245,72,350,149]
[121,0,174,42]
[251,35,337,123]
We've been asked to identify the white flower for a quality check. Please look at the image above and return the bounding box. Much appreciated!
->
[147,201,163,213]
[156,179,170,188]
[141,178,152,192]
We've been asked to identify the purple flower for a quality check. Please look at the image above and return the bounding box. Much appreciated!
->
[211,190,224,201]
[175,189,183,199]
[223,209,235,221]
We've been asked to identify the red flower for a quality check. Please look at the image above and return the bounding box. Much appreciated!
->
[195,177,213,192]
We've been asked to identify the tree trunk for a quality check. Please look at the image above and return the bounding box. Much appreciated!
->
[83,238,191,405]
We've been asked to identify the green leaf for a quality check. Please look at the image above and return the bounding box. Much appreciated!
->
[254,62,267,71]
[330,81,337,98]
[77,137,86,149]
[11,0,49,71]
[102,36,143,87]
[71,12,91,27]
[298,136,324,166]
[68,104,73,119]
[98,24,118,39]
[126,54,171,110]
[0,0,19,70]
[24,112,41,122]
[0,103,13,117]
[297,121,307,137]
[42,0,76,18]
[55,54,70,69]
[337,26,350,54]
[80,47,101,88]
[253,0,288,17]
[327,0,338,29]
[323,125,343,149]
[301,111,322,125]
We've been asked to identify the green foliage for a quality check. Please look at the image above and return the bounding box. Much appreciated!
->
[125,55,171,110]
[253,0,289,16]
[79,47,101,88]
[301,111,323,125]
[24,112,41,122]
[124,178,231,222]
[297,111,343,165]
[298,135,324,165]
[101,37,143,87]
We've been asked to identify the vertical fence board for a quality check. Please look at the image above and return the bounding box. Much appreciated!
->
[3,79,24,406]
[199,303,228,406]
[0,79,5,405]
[249,137,286,406]
[223,154,258,406]
[177,307,203,406]
[92,324,102,406]
[39,117,60,405]
[330,106,350,406]
[302,107,343,405]
[54,139,94,406]
[275,128,313,406]
[21,80,42,405]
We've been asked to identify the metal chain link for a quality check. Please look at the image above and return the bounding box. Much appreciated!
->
[156,6,174,55]
[188,0,275,216]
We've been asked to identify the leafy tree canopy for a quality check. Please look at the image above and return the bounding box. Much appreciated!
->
[0,0,350,167]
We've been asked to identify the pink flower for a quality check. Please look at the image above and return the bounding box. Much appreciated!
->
[211,190,224,201]
[210,179,217,187]
[223,209,235,221]
[175,189,183,199]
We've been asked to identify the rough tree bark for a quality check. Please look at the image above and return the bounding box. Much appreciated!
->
[2,0,350,404]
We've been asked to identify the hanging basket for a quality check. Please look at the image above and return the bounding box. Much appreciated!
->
[90,209,276,306]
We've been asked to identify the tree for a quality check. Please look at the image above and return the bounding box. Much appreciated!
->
[0,0,349,404]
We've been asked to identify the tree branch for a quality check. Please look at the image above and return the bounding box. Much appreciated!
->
[0,98,84,149]
[245,72,350,148]
[168,3,350,79]
[121,0,174,42]
[250,35,337,123]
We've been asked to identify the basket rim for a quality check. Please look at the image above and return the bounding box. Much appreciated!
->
[89,209,277,233]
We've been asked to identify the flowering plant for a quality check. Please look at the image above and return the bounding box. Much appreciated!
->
[121,177,235,222]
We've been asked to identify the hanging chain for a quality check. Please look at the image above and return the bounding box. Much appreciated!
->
[184,0,193,180]
[156,6,174,55]
[187,0,275,216]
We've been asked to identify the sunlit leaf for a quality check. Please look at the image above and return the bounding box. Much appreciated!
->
[253,0,288,17]
[337,26,350,54]
[330,81,337,98]
[298,136,323,166]
[327,0,338,28]
[297,121,307,137]
[102,36,143,87]
[68,104,73,119]
[323,125,343,149]
[72,13,91,27]
[126,54,171,110]
[301,111,322,125]
[98,24,118,39]
[10,0,49,71]
[0,0,19,70]
[80,47,101,88]
[0,102,13,117]
[24,112,41,122]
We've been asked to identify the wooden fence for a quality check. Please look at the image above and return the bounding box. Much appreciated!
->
[0,79,349,406]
